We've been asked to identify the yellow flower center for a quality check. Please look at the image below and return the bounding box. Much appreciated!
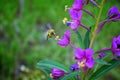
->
[78,61,85,68]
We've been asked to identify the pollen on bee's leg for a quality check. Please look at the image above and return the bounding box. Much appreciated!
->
[55,35,60,40]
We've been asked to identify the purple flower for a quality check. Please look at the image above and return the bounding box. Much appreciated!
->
[67,0,83,31]
[97,53,106,59]
[108,6,119,17]
[57,30,70,47]
[107,6,120,21]
[74,48,95,68]
[67,20,80,31]
[50,68,66,79]
[97,6,120,34]
[69,8,82,20]
[111,35,120,56]
[72,0,83,10]
[70,63,79,71]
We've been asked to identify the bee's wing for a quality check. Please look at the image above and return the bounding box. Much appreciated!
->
[46,23,52,29]
[43,32,48,40]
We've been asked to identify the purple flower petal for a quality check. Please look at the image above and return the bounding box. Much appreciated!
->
[69,8,82,20]
[107,6,120,21]
[72,0,83,9]
[74,48,95,68]
[111,35,120,57]
[85,48,94,58]
[70,20,80,30]
[86,58,95,68]
[57,30,70,47]
[51,68,65,79]
[74,48,84,60]
[108,6,119,16]
[97,53,106,59]
[70,63,79,71]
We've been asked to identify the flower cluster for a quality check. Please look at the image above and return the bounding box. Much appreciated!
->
[74,48,94,69]
[97,6,120,33]
[63,0,91,31]
[49,0,120,79]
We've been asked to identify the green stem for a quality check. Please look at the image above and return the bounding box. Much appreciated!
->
[83,0,106,80]
[89,0,106,48]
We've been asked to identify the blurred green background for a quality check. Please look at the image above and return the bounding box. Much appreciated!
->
[0,0,120,80]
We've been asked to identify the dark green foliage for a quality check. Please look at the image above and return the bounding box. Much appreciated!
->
[76,31,85,48]
[90,59,120,80]
[61,72,80,80]
[37,60,70,72]
[37,66,53,80]
[84,30,90,49]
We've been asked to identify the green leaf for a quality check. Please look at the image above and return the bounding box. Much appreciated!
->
[95,59,111,65]
[93,59,111,73]
[75,31,84,48]
[61,72,80,80]
[37,66,53,80]
[37,60,70,72]
[93,64,99,73]
[84,30,90,49]
[89,59,120,80]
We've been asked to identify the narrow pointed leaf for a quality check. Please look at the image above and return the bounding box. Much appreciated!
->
[75,31,84,48]
[37,60,70,72]
[37,66,53,80]
[89,59,120,80]
[84,30,90,49]
[95,59,111,65]
[61,72,79,80]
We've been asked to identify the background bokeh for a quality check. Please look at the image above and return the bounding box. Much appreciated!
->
[0,0,120,80]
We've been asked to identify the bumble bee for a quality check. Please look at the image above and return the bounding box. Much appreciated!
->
[41,23,59,40]
[46,29,56,40]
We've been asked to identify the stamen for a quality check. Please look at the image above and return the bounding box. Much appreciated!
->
[78,61,85,68]
[50,73,53,78]
[65,5,68,11]
[63,18,68,24]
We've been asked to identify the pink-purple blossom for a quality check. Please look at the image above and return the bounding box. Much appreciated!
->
[108,6,119,17]
[68,20,80,30]
[67,0,83,31]
[74,48,95,68]
[72,0,83,10]
[57,30,70,47]
[97,6,120,34]
[111,35,120,57]
[69,8,82,20]
[50,68,66,79]
[97,53,106,59]
[107,6,120,21]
